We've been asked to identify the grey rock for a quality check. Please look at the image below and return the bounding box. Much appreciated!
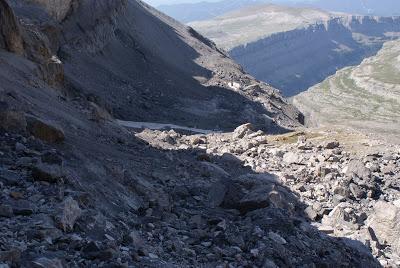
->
[232,123,254,139]
[0,169,21,186]
[26,116,65,144]
[345,160,371,179]
[268,231,287,245]
[304,206,318,220]
[11,200,35,216]
[0,249,20,265]
[208,181,228,208]
[31,163,63,183]
[0,205,13,217]
[31,257,64,268]
[368,201,400,254]
[283,152,302,165]
[323,140,340,149]
[55,197,82,232]
[263,259,279,268]
[82,242,114,261]
[349,183,366,199]
[15,142,26,152]
[0,103,26,133]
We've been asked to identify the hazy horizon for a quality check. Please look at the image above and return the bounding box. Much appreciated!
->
[143,0,220,7]
[144,0,306,7]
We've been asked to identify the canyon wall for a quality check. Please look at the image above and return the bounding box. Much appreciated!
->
[229,16,400,96]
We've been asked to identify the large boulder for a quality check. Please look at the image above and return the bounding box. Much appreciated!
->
[368,201,400,254]
[283,152,302,165]
[232,123,254,139]
[26,115,65,143]
[209,173,297,214]
[345,159,371,179]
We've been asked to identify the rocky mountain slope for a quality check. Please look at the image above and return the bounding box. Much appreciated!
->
[9,0,301,132]
[0,0,398,267]
[293,39,400,143]
[190,5,400,96]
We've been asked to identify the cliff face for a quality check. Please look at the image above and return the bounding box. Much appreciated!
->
[29,0,74,21]
[293,39,400,143]
[190,4,400,97]
[0,0,24,54]
[229,16,400,96]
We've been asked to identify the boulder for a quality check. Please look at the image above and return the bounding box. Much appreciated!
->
[55,197,82,232]
[323,140,340,149]
[26,116,65,143]
[349,183,366,199]
[345,160,371,179]
[368,201,400,254]
[11,200,35,216]
[89,102,113,122]
[238,185,273,213]
[304,206,318,220]
[199,162,230,178]
[0,249,20,265]
[283,152,302,165]
[208,180,228,208]
[0,102,27,133]
[82,241,114,261]
[32,163,63,183]
[233,123,254,139]
[322,204,359,231]
[214,175,297,215]
[210,179,244,209]
[0,205,13,218]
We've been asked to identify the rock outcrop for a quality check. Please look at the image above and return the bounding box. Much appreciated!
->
[30,0,74,21]
[0,0,24,54]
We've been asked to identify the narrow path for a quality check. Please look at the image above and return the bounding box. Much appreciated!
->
[116,120,218,134]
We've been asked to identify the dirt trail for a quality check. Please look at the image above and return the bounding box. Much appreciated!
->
[116,120,220,134]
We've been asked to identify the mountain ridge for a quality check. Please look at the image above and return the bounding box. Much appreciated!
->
[158,0,400,23]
